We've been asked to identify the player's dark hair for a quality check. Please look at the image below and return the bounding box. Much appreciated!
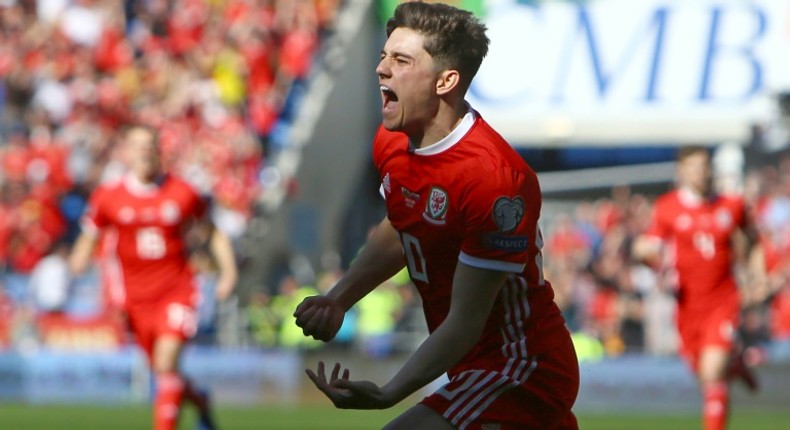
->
[386,1,489,93]
[677,145,709,162]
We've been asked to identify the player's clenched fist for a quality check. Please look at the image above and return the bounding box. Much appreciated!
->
[293,295,345,342]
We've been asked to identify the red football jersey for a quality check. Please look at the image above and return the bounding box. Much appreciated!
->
[82,174,206,304]
[644,189,746,309]
[374,111,570,376]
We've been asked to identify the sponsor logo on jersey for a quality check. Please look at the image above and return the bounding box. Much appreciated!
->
[401,187,420,208]
[118,206,135,224]
[715,208,733,229]
[161,200,181,225]
[383,172,391,194]
[492,196,525,233]
[676,213,692,231]
[423,186,448,225]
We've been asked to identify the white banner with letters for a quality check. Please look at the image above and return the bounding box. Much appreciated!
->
[469,0,790,145]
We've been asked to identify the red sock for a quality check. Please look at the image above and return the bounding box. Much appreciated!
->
[703,381,729,430]
[154,372,185,430]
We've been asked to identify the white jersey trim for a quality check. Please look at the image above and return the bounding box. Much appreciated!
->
[678,187,704,207]
[458,251,525,273]
[438,362,538,430]
[123,174,160,197]
[413,108,476,156]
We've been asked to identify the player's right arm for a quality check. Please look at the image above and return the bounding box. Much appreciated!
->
[68,187,107,275]
[632,197,669,268]
[294,216,405,341]
[632,234,664,267]
[68,230,99,275]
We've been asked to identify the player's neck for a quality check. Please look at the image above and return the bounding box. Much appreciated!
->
[407,109,475,155]
[410,101,470,150]
[125,172,164,194]
[135,174,156,185]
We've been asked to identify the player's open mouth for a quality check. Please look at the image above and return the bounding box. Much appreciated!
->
[380,85,398,110]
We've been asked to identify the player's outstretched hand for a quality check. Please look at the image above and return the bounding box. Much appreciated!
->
[306,361,395,410]
[293,295,344,341]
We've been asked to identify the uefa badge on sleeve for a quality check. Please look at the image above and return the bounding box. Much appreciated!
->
[160,200,182,225]
[493,196,525,233]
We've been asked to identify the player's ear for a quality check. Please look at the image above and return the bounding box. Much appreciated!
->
[436,69,460,96]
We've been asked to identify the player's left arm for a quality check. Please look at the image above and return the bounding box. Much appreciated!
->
[189,186,238,300]
[632,199,668,269]
[68,230,99,276]
[68,188,106,275]
[745,241,771,305]
[307,261,506,409]
[380,262,506,402]
[734,204,766,305]
[733,203,760,261]
[209,224,238,301]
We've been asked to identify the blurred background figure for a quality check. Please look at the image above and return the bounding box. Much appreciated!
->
[632,146,759,430]
[68,125,237,430]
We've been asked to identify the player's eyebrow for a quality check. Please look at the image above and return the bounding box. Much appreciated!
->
[380,49,414,61]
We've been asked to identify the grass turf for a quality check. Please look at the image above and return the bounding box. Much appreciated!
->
[0,404,787,429]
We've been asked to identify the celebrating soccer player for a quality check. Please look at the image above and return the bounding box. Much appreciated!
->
[69,125,238,430]
[633,146,760,430]
[294,3,579,429]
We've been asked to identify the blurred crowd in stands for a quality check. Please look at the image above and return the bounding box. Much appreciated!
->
[0,0,339,350]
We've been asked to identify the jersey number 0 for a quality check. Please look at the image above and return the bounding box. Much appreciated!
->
[401,232,429,283]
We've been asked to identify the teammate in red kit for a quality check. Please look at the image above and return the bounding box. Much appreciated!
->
[69,125,238,430]
[294,3,579,429]
[633,146,760,430]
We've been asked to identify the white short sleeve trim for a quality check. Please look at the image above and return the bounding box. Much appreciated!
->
[458,251,525,273]
[414,109,476,156]
[379,184,386,200]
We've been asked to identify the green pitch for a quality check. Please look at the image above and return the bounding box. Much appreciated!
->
[0,404,787,429]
